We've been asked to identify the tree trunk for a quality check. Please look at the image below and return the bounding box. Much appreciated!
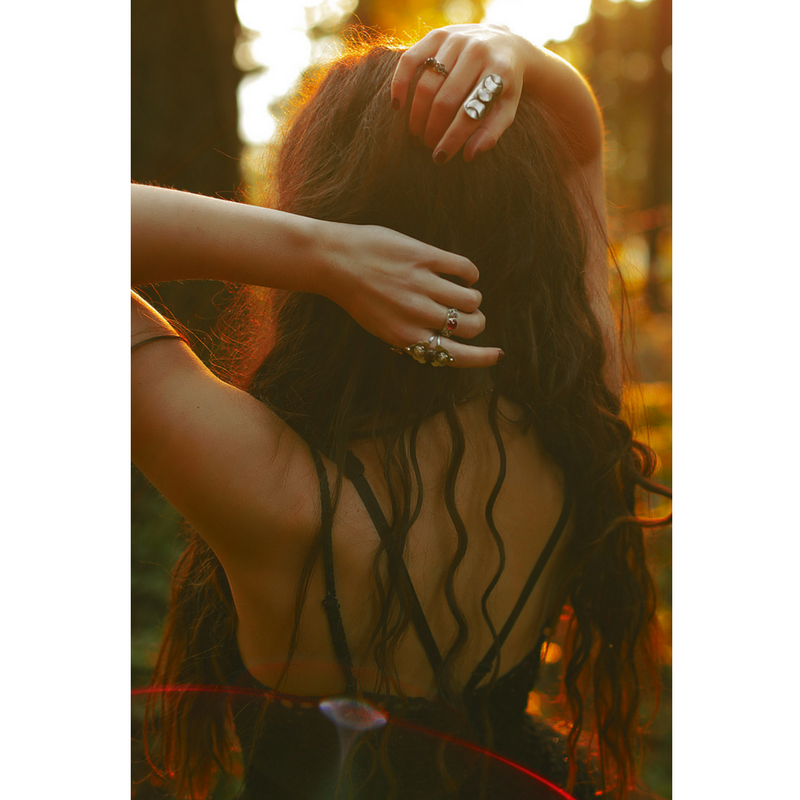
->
[132,0,243,347]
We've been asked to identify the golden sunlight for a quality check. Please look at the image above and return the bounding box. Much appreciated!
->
[235,0,596,147]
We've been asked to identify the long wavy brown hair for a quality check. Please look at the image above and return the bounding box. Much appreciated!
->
[142,35,670,800]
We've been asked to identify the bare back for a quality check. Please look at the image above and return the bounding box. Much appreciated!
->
[231,395,572,698]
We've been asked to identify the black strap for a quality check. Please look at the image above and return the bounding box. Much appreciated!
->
[344,452,444,677]
[464,480,575,693]
[309,444,358,694]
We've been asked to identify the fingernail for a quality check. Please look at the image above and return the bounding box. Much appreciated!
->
[433,149,448,165]
[392,96,400,111]
[496,350,505,364]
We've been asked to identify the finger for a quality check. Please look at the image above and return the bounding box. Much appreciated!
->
[428,279,482,313]
[438,339,504,370]
[432,76,518,163]
[427,253,479,287]
[408,69,448,140]
[460,98,518,163]
[392,334,502,370]
[416,305,485,340]
[442,308,486,340]
[391,31,447,110]
[421,51,485,150]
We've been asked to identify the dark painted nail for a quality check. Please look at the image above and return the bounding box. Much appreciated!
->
[392,96,400,111]
[433,149,448,165]
[496,350,505,364]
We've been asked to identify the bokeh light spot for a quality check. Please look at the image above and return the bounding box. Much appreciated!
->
[622,51,655,82]
[661,44,672,73]
[444,0,476,24]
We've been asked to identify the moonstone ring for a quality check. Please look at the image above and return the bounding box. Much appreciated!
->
[463,74,503,120]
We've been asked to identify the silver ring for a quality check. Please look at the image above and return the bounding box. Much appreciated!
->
[400,334,454,367]
[441,308,459,338]
[423,57,448,76]
[463,74,503,121]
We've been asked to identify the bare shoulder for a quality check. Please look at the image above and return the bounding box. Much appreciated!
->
[132,298,320,569]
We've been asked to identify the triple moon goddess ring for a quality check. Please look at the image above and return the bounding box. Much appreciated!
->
[463,74,503,120]
[391,334,454,367]
[441,308,459,338]
[423,57,448,76]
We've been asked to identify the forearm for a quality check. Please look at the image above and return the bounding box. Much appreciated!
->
[131,184,336,293]
[518,39,603,163]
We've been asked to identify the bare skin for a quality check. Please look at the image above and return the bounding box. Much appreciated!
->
[132,24,614,698]
[132,186,498,366]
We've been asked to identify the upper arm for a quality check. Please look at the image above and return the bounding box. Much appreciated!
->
[131,293,318,565]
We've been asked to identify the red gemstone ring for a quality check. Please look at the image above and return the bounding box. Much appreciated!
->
[441,308,459,338]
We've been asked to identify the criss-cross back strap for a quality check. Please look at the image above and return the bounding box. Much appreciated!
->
[463,480,574,693]
[308,443,358,694]
[343,452,445,678]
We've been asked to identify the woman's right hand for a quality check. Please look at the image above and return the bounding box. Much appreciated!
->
[391,24,602,165]
[392,24,531,164]
[318,220,503,369]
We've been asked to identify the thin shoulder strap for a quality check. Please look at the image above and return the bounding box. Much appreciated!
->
[464,480,574,693]
[344,452,444,677]
[308,444,358,694]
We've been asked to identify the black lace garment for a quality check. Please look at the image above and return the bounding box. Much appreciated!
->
[227,447,597,799]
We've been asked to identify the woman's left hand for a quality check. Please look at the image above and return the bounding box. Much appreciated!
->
[391,24,532,164]
[321,220,504,369]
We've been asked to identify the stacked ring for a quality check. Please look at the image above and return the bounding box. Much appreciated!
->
[441,308,459,338]
[396,333,454,367]
[463,74,503,121]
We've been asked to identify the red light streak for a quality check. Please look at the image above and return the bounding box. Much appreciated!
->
[133,684,579,798]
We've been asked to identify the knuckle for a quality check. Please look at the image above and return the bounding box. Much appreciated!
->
[464,259,479,283]
[414,76,438,100]
[466,39,489,58]
[497,103,516,125]
[462,293,480,313]
[492,55,513,77]
[431,89,460,113]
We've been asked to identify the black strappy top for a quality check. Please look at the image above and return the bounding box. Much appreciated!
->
[226,445,595,799]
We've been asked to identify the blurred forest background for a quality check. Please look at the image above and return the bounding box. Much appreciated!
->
[131,0,672,797]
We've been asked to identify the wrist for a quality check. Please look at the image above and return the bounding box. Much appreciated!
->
[216,205,336,295]
[301,217,354,307]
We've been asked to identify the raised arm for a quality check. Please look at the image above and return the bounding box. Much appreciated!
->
[132,184,502,367]
[391,24,602,165]
[391,25,619,391]
[131,184,507,565]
